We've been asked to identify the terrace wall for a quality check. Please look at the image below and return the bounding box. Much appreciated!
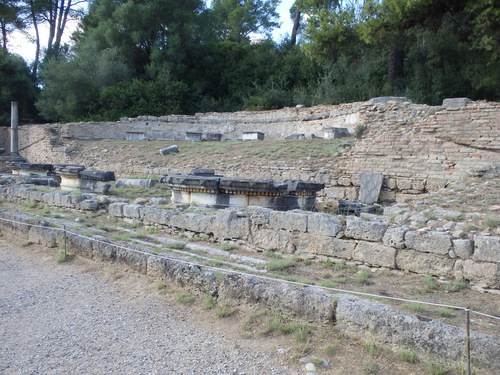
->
[8,98,500,201]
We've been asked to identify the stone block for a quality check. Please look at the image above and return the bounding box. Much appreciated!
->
[249,228,280,250]
[147,256,218,296]
[396,178,412,191]
[170,213,216,234]
[28,226,58,248]
[405,231,452,255]
[78,199,99,211]
[269,211,308,232]
[335,293,500,371]
[455,259,500,289]
[452,239,473,259]
[142,206,172,225]
[324,186,346,200]
[353,241,396,268]
[218,274,334,323]
[93,239,117,261]
[359,172,383,204]
[108,202,127,217]
[396,249,454,276]
[474,236,500,263]
[247,206,271,226]
[116,245,148,273]
[63,232,94,259]
[122,204,144,219]
[308,237,355,260]
[345,218,388,242]
[307,213,342,237]
[115,178,155,188]
[382,227,408,249]
[214,209,250,240]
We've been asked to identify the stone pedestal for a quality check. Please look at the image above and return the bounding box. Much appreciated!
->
[54,165,86,191]
[160,170,324,211]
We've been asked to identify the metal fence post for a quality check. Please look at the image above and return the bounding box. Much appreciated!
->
[63,225,67,257]
[466,308,471,375]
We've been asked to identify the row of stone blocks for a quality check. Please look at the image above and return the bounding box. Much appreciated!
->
[108,202,500,289]
[2,183,498,289]
[0,208,498,372]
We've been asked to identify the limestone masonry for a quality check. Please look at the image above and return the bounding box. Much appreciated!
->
[2,97,499,201]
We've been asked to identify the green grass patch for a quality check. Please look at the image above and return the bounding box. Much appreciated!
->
[362,342,380,356]
[424,275,438,292]
[215,304,236,318]
[169,242,185,249]
[426,362,449,375]
[177,292,195,305]
[483,215,500,228]
[203,294,216,310]
[20,241,31,247]
[363,361,380,374]
[156,280,166,290]
[397,349,417,363]
[324,344,337,356]
[266,258,297,271]
[443,278,468,292]
[437,308,454,318]
[264,250,282,259]
[220,243,236,251]
[56,251,67,263]
[402,302,426,313]
[356,269,371,285]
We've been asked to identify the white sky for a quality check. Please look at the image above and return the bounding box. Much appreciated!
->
[9,0,296,62]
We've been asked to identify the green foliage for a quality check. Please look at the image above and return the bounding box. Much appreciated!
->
[215,304,236,317]
[402,302,426,313]
[266,257,297,271]
[0,49,39,126]
[56,251,67,263]
[397,349,417,363]
[177,292,195,305]
[27,0,500,121]
[426,362,449,375]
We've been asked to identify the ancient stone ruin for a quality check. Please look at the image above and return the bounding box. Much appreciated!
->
[160,169,324,211]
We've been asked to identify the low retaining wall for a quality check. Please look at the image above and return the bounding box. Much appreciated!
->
[2,184,499,290]
[0,209,499,371]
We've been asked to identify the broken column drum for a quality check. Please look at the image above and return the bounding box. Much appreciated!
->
[160,170,324,211]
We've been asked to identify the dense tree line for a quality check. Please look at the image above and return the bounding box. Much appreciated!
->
[0,0,499,125]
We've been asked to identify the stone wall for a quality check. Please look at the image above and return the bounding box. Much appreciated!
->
[329,100,500,200]
[0,202,499,371]
[3,184,499,290]
[11,98,500,202]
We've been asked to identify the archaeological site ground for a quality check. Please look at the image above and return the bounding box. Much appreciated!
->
[0,97,499,374]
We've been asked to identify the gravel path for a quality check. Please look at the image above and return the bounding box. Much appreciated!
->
[0,241,303,375]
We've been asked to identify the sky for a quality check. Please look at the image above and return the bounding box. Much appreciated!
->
[9,0,296,63]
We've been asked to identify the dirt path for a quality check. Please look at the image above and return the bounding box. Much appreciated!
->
[0,240,303,375]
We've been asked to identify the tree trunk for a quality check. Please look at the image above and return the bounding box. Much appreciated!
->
[290,8,301,46]
[388,33,405,94]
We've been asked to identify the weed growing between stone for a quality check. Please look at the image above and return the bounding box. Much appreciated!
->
[356,269,371,284]
[203,294,216,310]
[362,342,380,356]
[265,257,297,271]
[401,302,426,313]
[396,349,417,363]
[426,361,449,375]
[56,251,67,263]
[156,280,166,291]
[176,292,194,305]
[215,304,236,318]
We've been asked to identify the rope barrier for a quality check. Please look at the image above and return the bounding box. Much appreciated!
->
[0,214,499,322]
